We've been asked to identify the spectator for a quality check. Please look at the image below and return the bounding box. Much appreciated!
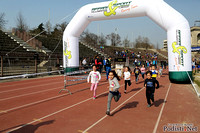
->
[82,58,87,67]
[106,57,112,80]
[192,58,196,74]
[152,59,157,68]
[103,57,107,72]
[95,55,102,72]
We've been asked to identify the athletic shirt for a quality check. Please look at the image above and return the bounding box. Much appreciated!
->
[134,68,140,75]
[192,61,195,66]
[87,71,101,83]
[109,77,120,92]
[124,71,131,80]
[144,78,159,93]
[141,67,146,73]
[151,70,158,78]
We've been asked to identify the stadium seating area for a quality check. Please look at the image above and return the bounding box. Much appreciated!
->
[35,36,98,62]
[0,29,168,76]
[85,43,168,61]
[0,30,28,53]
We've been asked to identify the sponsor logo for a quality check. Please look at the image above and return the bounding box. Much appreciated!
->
[91,0,133,16]
[172,30,187,66]
[63,41,72,59]
[104,0,119,16]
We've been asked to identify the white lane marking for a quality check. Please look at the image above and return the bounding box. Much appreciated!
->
[0,77,107,94]
[0,87,62,101]
[152,83,171,133]
[0,81,108,101]
[6,90,109,133]
[5,80,129,133]
[1,93,68,113]
[83,87,145,133]
[82,73,169,133]
[0,80,63,94]
[1,82,108,113]
[0,76,62,88]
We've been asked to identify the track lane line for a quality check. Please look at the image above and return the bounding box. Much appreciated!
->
[0,82,108,114]
[82,86,145,133]
[83,71,169,133]
[0,77,107,94]
[0,75,63,88]
[152,83,172,133]
[5,79,134,133]
[5,90,109,133]
[0,80,63,94]
[0,86,63,101]
[0,80,108,101]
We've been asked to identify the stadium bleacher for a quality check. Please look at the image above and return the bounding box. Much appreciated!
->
[1,29,168,76]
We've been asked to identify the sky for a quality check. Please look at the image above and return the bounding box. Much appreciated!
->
[1,0,200,48]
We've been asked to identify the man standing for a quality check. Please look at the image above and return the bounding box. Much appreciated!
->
[106,57,112,80]
[95,55,102,72]
[82,58,87,68]
[103,57,107,72]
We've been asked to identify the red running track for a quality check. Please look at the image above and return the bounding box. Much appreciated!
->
[0,72,199,133]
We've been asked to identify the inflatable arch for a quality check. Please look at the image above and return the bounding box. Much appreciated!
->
[63,0,192,83]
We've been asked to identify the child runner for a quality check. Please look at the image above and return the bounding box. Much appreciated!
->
[140,64,146,80]
[144,71,159,107]
[106,70,121,115]
[158,65,163,78]
[149,66,152,71]
[87,65,101,99]
[134,66,141,83]
[151,65,158,79]
[124,66,131,94]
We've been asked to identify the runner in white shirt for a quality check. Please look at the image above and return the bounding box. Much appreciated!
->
[87,65,101,99]
[123,66,132,94]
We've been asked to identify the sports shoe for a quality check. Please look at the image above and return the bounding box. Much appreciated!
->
[106,111,110,115]
[93,96,96,100]
[124,90,126,94]
[147,104,151,107]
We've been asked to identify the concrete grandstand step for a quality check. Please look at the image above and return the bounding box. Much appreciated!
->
[149,49,168,59]
[6,32,52,54]
[38,60,49,67]
[82,43,108,57]
[41,46,52,53]
[6,32,38,52]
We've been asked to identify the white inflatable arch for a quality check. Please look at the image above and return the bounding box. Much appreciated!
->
[63,0,192,83]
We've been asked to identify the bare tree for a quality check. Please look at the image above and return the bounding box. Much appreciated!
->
[135,36,142,48]
[58,22,68,33]
[30,23,46,35]
[123,36,130,47]
[51,22,68,37]
[106,32,121,46]
[143,37,150,50]
[80,30,98,45]
[98,33,106,46]
[16,12,28,32]
[45,21,52,35]
[135,36,152,49]
[0,13,7,30]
